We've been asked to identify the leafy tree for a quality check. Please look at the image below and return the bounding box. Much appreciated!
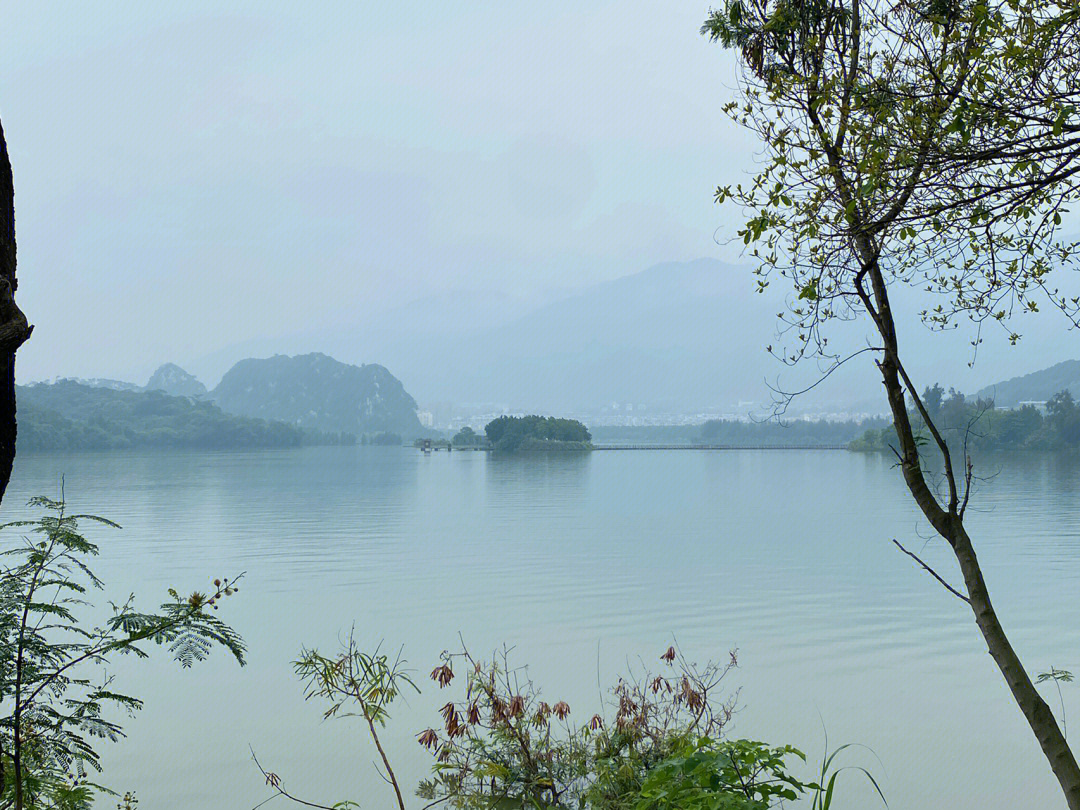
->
[704,1,1080,804]
[639,736,885,810]
[451,427,483,448]
[0,496,244,809]
[999,404,1044,448]
[636,739,806,810]
[1047,391,1080,444]
[253,638,421,810]
[921,384,944,422]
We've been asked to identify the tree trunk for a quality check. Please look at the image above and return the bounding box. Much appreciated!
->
[0,115,33,507]
[950,522,1080,809]
[868,266,1080,809]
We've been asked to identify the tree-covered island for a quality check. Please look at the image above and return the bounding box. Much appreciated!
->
[483,415,592,452]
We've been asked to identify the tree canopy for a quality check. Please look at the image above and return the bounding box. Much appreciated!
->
[705,0,1080,386]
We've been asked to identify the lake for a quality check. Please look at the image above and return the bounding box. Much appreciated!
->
[4,447,1078,809]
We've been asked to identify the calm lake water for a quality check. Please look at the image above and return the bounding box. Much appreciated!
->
[4,447,1079,809]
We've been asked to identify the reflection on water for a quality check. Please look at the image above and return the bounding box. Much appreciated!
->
[4,447,1078,809]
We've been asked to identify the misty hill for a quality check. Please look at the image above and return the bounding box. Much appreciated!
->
[146,363,207,398]
[203,259,829,413]
[15,381,333,451]
[386,260,1063,414]
[976,360,1080,407]
[193,258,1064,417]
[400,257,937,413]
[211,353,422,437]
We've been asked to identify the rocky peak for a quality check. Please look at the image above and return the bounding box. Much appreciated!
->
[146,363,207,398]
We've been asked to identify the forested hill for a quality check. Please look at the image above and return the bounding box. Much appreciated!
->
[16,381,354,451]
[211,353,423,438]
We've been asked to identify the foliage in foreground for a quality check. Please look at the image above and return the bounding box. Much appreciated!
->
[0,496,245,810]
[257,638,886,810]
[416,644,737,809]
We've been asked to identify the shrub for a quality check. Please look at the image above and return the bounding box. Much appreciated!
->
[0,496,245,809]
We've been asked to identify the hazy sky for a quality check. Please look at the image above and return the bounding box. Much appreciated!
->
[1,2,757,384]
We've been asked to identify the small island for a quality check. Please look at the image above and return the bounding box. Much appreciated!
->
[438,417,594,452]
[482,415,592,452]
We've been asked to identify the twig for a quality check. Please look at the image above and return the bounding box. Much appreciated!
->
[250,747,340,810]
[891,539,970,603]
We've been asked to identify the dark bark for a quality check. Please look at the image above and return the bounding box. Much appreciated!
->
[0,115,33,507]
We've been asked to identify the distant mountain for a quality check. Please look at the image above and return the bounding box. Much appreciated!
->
[194,258,1060,417]
[146,363,207,398]
[211,353,422,437]
[976,359,1080,407]
[16,381,331,451]
[195,259,820,413]
[390,258,889,413]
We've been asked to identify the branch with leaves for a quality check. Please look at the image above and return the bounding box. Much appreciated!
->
[0,496,245,810]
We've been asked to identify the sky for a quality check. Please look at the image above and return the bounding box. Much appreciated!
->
[0,1,760,385]
[3,2,1076,407]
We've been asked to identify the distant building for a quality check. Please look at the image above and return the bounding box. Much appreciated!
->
[417,411,434,427]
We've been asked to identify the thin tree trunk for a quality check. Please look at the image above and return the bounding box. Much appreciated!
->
[865,258,1080,809]
[365,715,406,810]
[0,115,33,507]
[950,525,1080,809]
